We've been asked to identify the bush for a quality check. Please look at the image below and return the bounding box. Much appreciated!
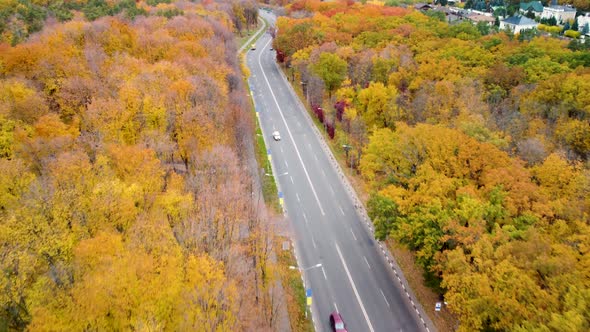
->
[541,25,562,34]
[564,29,581,39]
[327,122,335,139]
[334,100,346,121]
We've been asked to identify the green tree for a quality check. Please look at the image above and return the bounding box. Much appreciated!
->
[367,193,399,240]
[82,0,112,21]
[476,21,491,35]
[311,52,347,99]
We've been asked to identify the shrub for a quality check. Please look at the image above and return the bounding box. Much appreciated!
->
[564,29,581,39]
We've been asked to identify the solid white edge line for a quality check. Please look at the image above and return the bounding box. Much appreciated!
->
[335,243,375,332]
[257,38,325,216]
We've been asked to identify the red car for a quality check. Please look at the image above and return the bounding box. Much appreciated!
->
[330,312,347,332]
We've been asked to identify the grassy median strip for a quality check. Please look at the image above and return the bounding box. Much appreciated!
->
[276,236,314,332]
[254,123,281,212]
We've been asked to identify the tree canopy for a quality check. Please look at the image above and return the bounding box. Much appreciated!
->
[0,1,277,330]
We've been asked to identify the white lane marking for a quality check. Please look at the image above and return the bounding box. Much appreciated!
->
[350,228,357,241]
[257,40,325,216]
[285,160,288,167]
[339,205,345,216]
[335,243,375,332]
[296,193,300,202]
[290,176,294,184]
[308,143,312,149]
[280,146,284,153]
[380,289,391,308]
[329,185,335,196]
[321,169,326,177]
[312,235,317,248]
[322,266,328,280]
[315,154,319,162]
[303,212,308,224]
[334,302,339,313]
[364,256,371,270]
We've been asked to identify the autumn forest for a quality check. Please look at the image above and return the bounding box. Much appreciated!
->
[1,0,589,331]
[274,0,589,331]
[1,0,279,330]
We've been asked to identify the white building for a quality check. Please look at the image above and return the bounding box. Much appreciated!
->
[578,13,590,34]
[500,16,539,34]
[541,5,577,23]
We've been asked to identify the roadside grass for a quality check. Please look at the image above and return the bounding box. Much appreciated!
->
[387,239,458,331]
[280,65,458,331]
[237,21,263,49]
[254,122,281,212]
[276,236,314,332]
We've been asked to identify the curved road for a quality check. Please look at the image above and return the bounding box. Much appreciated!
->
[247,12,433,332]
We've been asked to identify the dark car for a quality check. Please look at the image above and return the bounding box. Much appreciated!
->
[330,312,347,332]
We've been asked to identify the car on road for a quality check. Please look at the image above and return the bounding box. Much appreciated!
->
[272,131,281,141]
[329,312,347,332]
[250,43,256,50]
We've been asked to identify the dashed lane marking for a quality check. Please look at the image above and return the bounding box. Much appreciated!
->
[257,38,325,216]
[380,289,391,308]
[335,243,375,332]
[350,228,357,241]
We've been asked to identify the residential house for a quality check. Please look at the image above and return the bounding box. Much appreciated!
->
[500,16,539,33]
[468,13,496,26]
[414,3,434,11]
[541,5,577,23]
[519,1,544,17]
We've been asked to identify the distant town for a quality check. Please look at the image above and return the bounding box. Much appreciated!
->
[413,0,589,38]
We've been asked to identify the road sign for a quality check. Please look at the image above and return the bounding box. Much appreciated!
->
[435,302,442,312]
[306,289,312,297]
[306,297,312,306]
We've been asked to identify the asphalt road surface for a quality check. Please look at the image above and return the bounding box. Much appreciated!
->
[247,12,430,332]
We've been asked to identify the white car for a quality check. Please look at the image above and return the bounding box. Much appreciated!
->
[272,131,281,141]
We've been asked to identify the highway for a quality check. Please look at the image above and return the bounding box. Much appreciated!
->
[247,12,432,332]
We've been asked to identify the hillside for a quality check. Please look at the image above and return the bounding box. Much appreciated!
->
[273,1,590,330]
[0,1,278,330]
